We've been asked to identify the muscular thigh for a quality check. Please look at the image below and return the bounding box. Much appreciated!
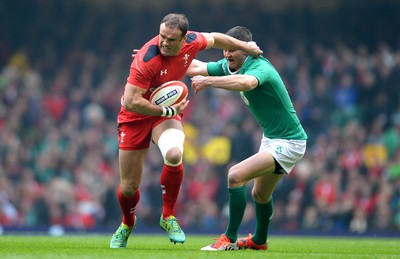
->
[229,151,275,185]
[229,151,282,201]
[119,148,148,190]
[118,120,153,150]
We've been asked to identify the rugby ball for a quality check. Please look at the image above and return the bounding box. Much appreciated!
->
[150,80,188,106]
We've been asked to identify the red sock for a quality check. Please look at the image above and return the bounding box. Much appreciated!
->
[160,163,183,218]
[117,185,140,227]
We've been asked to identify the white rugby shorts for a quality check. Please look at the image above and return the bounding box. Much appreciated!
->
[259,136,307,174]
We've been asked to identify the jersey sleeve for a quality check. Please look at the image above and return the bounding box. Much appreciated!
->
[127,44,160,89]
[190,31,208,51]
[243,57,269,85]
[207,59,226,76]
[127,59,155,89]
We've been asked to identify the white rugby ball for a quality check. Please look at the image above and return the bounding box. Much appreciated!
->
[149,80,188,106]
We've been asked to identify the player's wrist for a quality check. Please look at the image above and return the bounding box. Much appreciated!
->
[240,41,249,52]
[161,106,177,117]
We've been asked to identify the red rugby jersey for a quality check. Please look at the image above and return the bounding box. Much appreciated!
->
[118,31,207,123]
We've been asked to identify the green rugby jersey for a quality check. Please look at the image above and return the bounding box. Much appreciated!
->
[207,56,307,140]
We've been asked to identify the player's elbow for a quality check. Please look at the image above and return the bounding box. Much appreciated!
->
[123,101,135,112]
[242,82,256,91]
[123,83,146,112]
[241,76,258,91]
[186,60,208,77]
[123,97,140,112]
[185,68,197,78]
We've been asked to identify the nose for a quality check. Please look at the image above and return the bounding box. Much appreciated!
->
[223,50,230,57]
[162,39,170,47]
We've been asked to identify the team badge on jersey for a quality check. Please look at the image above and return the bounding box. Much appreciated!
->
[183,54,190,66]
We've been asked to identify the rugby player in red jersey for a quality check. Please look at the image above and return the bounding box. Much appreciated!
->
[110,13,262,248]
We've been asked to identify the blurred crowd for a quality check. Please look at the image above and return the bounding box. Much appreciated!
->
[0,1,400,235]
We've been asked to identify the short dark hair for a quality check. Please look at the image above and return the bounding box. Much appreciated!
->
[225,26,253,42]
[161,13,189,37]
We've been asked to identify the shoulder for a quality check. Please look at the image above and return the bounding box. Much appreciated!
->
[244,56,274,71]
[185,32,199,43]
[207,58,228,76]
[185,31,208,49]
[131,42,161,78]
[241,57,273,82]
[142,45,160,63]
[138,36,161,63]
[249,56,269,65]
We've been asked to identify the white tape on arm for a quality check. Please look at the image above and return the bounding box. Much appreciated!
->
[161,106,177,117]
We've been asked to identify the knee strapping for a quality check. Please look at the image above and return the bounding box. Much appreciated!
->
[157,129,184,166]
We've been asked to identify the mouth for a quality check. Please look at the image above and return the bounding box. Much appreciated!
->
[227,58,235,66]
[161,46,173,56]
[226,58,237,70]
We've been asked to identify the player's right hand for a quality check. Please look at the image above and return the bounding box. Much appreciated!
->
[172,99,190,114]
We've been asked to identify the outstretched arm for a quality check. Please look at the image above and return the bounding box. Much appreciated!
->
[191,74,258,94]
[202,32,263,57]
[185,59,209,77]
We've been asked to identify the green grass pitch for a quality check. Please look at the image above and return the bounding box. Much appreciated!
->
[0,234,399,258]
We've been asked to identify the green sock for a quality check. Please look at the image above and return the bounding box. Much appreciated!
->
[252,197,273,245]
[224,186,247,242]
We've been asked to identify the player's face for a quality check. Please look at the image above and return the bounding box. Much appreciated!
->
[223,49,247,71]
[158,23,186,56]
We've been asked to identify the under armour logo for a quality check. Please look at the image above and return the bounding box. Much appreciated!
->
[160,69,167,75]
[183,54,190,66]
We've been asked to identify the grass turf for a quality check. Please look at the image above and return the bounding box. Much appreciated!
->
[0,234,399,258]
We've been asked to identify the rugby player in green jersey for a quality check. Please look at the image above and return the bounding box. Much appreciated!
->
[187,26,308,251]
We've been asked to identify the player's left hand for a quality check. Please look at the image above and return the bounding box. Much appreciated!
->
[246,41,263,58]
